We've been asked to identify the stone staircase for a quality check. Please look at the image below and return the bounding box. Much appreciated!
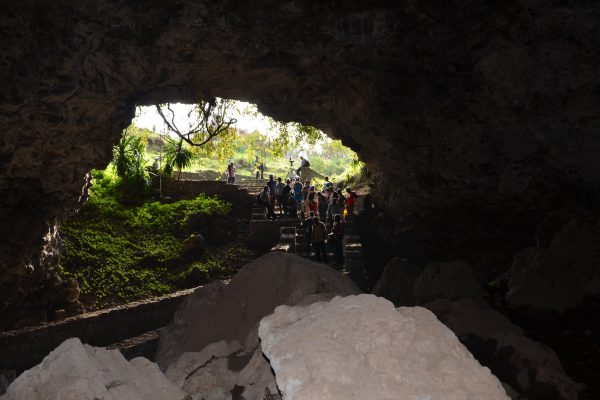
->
[271,216,368,291]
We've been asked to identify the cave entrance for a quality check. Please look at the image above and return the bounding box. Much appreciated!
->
[55,99,369,318]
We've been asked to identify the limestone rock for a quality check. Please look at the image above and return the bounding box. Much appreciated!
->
[371,257,420,306]
[166,339,279,400]
[413,259,484,304]
[505,217,600,312]
[259,294,510,400]
[425,298,583,400]
[156,252,359,369]
[0,338,188,400]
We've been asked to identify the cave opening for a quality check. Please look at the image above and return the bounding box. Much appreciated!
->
[2,1,600,399]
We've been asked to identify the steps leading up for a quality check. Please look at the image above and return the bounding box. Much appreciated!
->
[270,213,369,291]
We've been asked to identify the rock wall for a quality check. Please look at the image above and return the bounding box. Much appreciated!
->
[2,1,600,323]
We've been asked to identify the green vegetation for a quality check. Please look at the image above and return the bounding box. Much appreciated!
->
[58,169,252,310]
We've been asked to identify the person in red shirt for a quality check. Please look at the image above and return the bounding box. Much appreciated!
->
[345,187,358,219]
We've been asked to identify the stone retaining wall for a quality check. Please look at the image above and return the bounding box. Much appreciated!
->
[0,289,195,374]
[158,178,255,207]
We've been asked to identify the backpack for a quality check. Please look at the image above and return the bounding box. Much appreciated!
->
[312,222,326,243]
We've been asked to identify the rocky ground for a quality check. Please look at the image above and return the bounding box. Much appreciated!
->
[1,253,511,400]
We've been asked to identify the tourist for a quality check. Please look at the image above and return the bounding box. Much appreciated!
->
[295,156,310,176]
[307,189,317,216]
[336,189,346,220]
[329,214,345,268]
[293,178,304,218]
[258,186,275,219]
[267,174,277,210]
[301,180,311,219]
[282,179,292,215]
[259,161,265,179]
[287,193,298,218]
[317,191,328,221]
[303,211,315,255]
[226,162,236,184]
[345,187,358,219]
[311,215,328,264]
[275,177,285,214]
[322,176,333,193]
[327,194,341,224]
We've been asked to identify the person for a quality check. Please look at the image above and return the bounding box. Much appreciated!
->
[345,187,358,218]
[322,176,333,193]
[311,215,328,263]
[295,156,310,176]
[329,214,344,268]
[226,162,236,184]
[275,177,285,214]
[307,189,317,216]
[327,194,341,224]
[293,178,304,218]
[259,162,265,179]
[267,174,277,210]
[303,211,315,255]
[336,188,346,220]
[282,179,292,215]
[317,192,328,221]
[289,157,294,167]
[258,186,275,219]
[287,192,298,218]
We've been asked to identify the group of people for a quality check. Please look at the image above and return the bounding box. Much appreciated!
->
[256,174,358,268]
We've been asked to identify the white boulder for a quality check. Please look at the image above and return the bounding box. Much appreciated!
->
[259,294,509,400]
[157,252,359,369]
[0,338,188,400]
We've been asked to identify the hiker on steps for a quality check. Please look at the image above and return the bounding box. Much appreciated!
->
[329,214,345,268]
[258,186,276,219]
[311,215,328,264]
[282,179,292,215]
[303,211,315,256]
[275,177,285,215]
[296,156,310,176]
[226,162,236,184]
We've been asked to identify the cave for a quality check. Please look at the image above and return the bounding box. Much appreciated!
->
[1,1,599,399]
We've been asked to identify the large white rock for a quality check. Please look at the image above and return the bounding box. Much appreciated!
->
[0,338,188,400]
[259,294,509,400]
[165,335,279,400]
[157,252,359,369]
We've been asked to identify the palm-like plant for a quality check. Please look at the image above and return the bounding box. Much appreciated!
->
[111,131,149,201]
[164,137,195,183]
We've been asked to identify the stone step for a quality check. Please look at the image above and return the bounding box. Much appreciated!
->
[271,243,293,253]
[280,226,295,235]
[280,233,295,243]
[345,235,362,244]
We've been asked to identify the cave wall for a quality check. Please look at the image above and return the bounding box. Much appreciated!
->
[1,0,600,326]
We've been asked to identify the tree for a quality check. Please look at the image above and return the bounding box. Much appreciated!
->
[156,98,237,147]
[164,137,194,183]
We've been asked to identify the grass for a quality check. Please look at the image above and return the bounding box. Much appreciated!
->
[58,169,253,310]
